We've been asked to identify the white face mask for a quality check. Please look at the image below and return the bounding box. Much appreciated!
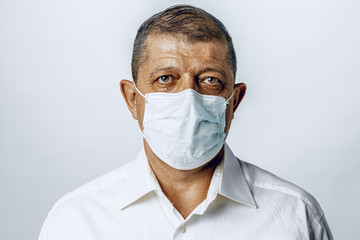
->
[135,85,234,170]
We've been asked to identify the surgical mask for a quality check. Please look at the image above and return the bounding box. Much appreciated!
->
[135,85,234,170]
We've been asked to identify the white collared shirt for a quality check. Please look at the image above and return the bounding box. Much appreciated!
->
[39,143,333,240]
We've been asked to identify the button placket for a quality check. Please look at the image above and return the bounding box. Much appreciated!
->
[178,225,186,233]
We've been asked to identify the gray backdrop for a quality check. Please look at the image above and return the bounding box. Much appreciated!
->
[1,0,359,239]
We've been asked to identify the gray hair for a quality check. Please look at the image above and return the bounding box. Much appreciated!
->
[131,4,237,82]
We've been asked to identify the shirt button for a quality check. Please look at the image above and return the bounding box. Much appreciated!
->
[178,225,186,233]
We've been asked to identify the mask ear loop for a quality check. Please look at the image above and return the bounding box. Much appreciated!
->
[133,83,148,139]
[225,90,235,104]
[133,83,146,98]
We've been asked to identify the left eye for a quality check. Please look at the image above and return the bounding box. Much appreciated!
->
[157,75,173,83]
[203,77,220,84]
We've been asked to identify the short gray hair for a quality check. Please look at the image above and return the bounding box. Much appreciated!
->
[131,4,237,82]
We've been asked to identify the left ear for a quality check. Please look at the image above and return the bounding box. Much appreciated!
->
[231,83,246,117]
[120,79,139,120]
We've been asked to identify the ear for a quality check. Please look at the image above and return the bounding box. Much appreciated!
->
[120,79,138,120]
[232,83,246,117]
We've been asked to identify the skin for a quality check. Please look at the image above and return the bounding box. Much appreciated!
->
[120,34,246,219]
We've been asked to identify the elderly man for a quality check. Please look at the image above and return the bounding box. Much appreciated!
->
[39,5,333,240]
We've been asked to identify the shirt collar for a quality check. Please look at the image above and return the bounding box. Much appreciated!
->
[118,143,257,210]
[219,143,257,208]
[118,149,158,210]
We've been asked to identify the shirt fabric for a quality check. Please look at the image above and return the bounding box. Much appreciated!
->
[39,143,333,240]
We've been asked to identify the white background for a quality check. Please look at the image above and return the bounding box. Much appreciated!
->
[1,0,359,239]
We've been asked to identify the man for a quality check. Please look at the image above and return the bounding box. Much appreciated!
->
[39,5,333,239]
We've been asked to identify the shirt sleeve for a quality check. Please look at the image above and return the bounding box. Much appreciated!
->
[38,208,63,240]
[38,222,48,240]
[309,214,334,240]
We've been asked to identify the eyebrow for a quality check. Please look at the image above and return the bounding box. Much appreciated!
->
[148,66,228,80]
[149,66,179,79]
[198,67,227,79]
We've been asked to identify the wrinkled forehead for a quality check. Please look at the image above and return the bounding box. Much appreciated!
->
[144,31,227,55]
[147,33,227,55]
[136,33,231,76]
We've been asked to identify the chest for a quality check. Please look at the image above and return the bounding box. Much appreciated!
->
[60,196,308,240]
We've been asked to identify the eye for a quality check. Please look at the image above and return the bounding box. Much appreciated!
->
[202,77,220,85]
[156,75,173,83]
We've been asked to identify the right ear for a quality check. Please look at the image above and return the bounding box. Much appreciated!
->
[120,79,138,120]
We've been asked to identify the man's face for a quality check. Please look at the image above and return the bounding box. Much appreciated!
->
[132,34,244,136]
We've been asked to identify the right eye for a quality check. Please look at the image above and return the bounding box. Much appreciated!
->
[156,75,173,83]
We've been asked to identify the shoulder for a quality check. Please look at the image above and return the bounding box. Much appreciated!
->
[240,160,324,219]
[43,160,134,226]
[235,159,333,239]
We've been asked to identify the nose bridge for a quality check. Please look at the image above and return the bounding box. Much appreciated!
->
[178,72,197,92]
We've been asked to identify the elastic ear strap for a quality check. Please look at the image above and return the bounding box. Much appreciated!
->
[139,127,146,140]
[226,90,235,104]
[133,83,146,98]
[133,82,147,138]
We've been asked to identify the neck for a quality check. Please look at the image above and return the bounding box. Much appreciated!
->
[143,140,223,219]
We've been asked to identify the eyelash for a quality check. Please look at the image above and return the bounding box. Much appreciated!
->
[201,77,220,84]
[156,75,173,83]
[155,75,223,87]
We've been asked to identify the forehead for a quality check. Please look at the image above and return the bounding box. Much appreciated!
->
[144,33,228,60]
[137,34,232,79]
